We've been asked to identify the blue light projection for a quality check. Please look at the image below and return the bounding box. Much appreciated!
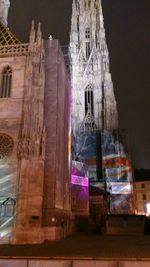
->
[0,162,17,243]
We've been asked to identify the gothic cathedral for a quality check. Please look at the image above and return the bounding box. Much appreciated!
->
[0,0,134,244]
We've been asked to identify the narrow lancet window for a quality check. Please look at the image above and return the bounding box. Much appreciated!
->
[86,42,91,58]
[0,66,12,98]
[85,28,90,39]
[85,84,94,115]
[85,28,91,58]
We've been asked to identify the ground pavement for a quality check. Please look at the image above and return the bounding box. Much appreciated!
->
[0,233,150,260]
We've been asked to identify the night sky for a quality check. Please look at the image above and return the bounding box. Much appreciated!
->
[8,0,150,169]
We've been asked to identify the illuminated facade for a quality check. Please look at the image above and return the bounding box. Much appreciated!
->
[0,6,71,243]
[70,0,118,134]
[0,1,135,244]
[70,0,118,180]
[134,180,150,216]
[71,161,89,230]
[70,0,134,214]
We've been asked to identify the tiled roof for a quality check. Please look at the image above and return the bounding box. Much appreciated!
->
[0,21,20,46]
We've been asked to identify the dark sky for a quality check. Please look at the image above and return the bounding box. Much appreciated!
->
[8,0,150,169]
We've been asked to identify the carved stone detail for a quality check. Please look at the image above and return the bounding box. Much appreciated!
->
[17,23,45,160]
[0,133,13,159]
[70,0,118,133]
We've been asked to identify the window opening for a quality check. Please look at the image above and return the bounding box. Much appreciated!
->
[85,28,90,39]
[85,84,94,115]
[86,42,91,58]
[77,16,79,31]
[85,28,91,58]
[0,197,16,223]
[95,32,97,48]
[0,66,12,98]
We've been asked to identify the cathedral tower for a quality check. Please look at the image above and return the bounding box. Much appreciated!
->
[70,0,134,214]
[70,0,118,133]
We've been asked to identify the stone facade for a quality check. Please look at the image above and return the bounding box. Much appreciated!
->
[70,0,118,134]
[70,1,134,215]
[134,180,150,215]
[42,40,71,237]
[0,21,72,244]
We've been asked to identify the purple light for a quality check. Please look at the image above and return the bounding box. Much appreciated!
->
[71,175,88,187]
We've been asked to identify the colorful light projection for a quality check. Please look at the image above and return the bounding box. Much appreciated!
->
[101,130,134,214]
[73,132,96,161]
[110,194,134,214]
[101,130,133,183]
[109,182,132,194]
[71,175,88,187]
[71,160,89,187]
[73,130,133,182]
[67,81,72,170]
[71,161,89,213]
[0,162,17,243]
[72,129,134,213]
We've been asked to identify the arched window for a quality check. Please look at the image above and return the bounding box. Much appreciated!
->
[85,84,94,115]
[0,66,12,98]
[0,198,16,226]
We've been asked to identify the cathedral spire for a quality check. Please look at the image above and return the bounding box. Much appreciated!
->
[0,0,10,26]
[36,22,42,46]
[29,20,35,44]
[72,0,77,14]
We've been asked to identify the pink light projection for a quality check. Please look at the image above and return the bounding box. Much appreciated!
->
[71,175,88,187]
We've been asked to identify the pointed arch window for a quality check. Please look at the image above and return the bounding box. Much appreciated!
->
[0,66,12,98]
[86,42,91,58]
[77,16,79,31]
[85,28,91,58]
[85,84,94,115]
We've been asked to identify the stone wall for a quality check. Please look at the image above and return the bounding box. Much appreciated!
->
[0,55,26,243]
[0,259,150,267]
[42,40,71,234]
